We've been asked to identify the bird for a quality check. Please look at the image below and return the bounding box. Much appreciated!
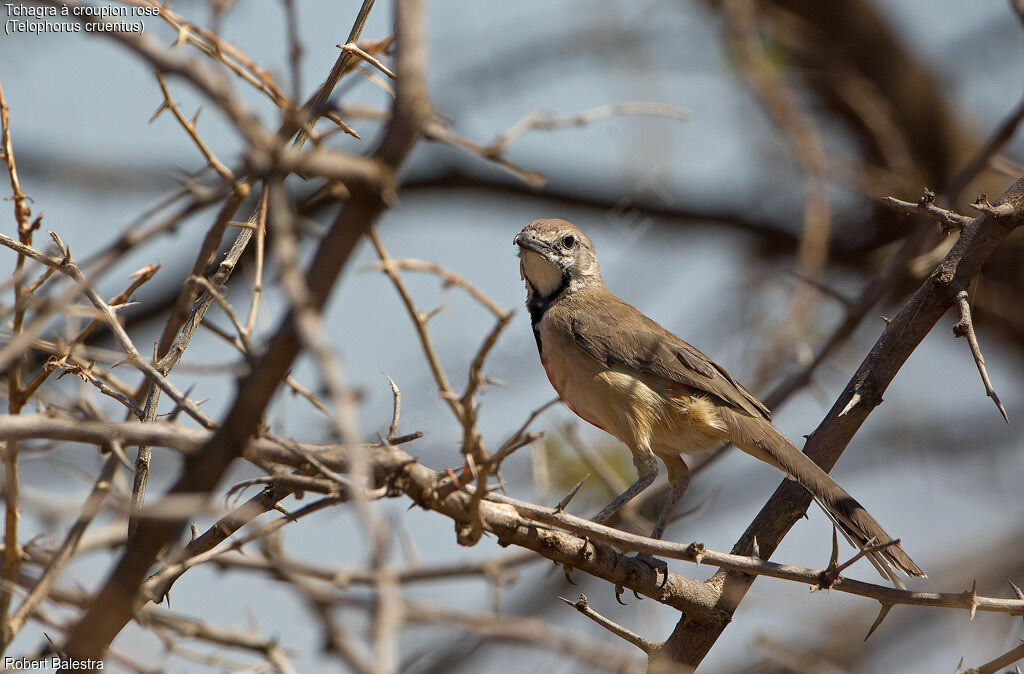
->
[513,218,924,586]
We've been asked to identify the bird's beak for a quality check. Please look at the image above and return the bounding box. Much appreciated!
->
[514,232,554,257]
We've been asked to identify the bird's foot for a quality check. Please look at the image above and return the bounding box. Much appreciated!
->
[627,552,669,589]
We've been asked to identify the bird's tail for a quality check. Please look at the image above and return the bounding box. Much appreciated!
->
[720,409,925,586]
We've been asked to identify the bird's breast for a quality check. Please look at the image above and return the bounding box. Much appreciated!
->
[534,309,726,453]
[534,313,657,437]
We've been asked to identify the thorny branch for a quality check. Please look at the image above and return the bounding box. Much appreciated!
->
[0,1,1021,673]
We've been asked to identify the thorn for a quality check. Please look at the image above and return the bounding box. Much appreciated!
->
[554,474,590,513]
[968,193,1016,218]
[48,231,69,261]
[864,603,892,640]
[751,536,760,559]
[995,397,1010,425]
[108,301,141,314]
[954,656,964,674]
[1008,579,1024,615]
[817,525,842,590]
[577,536,590,559]
[420,305,445,323]
[689,542,706,566]
[43,632,65,658]
[149,100,170,123]
[563,565,577,585]
[953,290,1010,423]
[967,580,978,622]
[838,392,861,417]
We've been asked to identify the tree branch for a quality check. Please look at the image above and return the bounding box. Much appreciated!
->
[662,176,1024,666]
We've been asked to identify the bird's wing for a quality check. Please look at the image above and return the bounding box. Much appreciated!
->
[569,292,771,420]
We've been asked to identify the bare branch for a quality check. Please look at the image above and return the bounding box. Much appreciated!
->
[883,192,974,232]
[60,0,428,660]
[953,289,1009,422]
[559,593,658,654]
[665,176,1024,666]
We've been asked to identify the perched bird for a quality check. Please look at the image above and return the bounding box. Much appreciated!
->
[514,218,924,585]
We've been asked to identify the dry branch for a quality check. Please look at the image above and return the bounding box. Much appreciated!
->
[663,176,1024,667]
[58,0,429,664]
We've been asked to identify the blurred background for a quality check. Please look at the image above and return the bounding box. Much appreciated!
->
[2,0,1023,671]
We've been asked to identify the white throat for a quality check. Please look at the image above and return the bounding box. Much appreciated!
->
[520,250,565,297]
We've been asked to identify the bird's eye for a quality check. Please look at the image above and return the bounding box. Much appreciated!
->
[562,235,575,248]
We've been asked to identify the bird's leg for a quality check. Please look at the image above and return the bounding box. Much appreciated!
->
[630,455,690,589]
[590,450,657,525]
[648,456,690,541]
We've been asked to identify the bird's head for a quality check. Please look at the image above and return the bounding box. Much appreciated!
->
[514,219,601,299]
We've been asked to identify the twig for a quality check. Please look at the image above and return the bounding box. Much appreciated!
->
[132,0,381,534]
[968,193,1016,218]
[487,102,689,156]
[883,192,975,233]
[120,0,288,108]
[6,452,118,640]
[558,594,657,654]
[953,289,1009,423]
[336,42,396,80]
[244,187,268,336]
[0,76,35,651]
[963,640,1024,674]
[367,229,460,418]
[341,595,645,672]
[0,78,31,232]
[214,548,538,588]
[485,398,558,471]
[385,375,401,442]
[19,264,160,402]
[668,176,1024,666]
[60,0,428,660]
[0,231,215,428]
[363,258,508,318]
[152,73,236,184]
[52,359,146,418]
[0,414,419,457]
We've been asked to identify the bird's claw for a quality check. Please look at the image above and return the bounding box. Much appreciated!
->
[563,565,577,585]
[614,584,627,605]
